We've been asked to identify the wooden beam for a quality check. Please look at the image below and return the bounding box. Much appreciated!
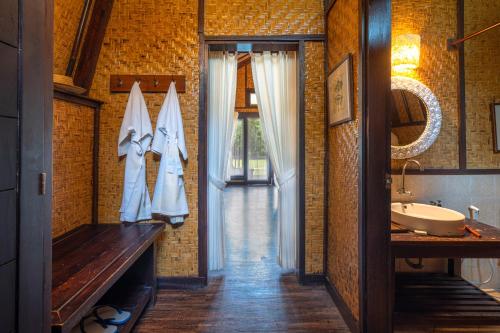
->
[73,0,114,92]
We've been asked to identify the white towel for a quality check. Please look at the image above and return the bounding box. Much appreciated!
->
[118,82,153,222]
[151,82,189,224]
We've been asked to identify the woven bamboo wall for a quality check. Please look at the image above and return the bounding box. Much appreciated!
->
[52,99,94,238]
[90,0,325,277]
[236,62,258,113]
[305,42,325,274]
[89,0,200,276]
[465,0,500,168]
[204,0,324,35]
[327,0,360,319]
[391,0,459,170]
[53,0,84,75]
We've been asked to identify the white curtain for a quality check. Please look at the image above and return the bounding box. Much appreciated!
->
[251,51,297,270]
[225,112,239,181]
[208,52,238,271]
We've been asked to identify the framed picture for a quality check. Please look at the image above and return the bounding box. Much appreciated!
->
[328,54,354,126]
[491,103,500,153]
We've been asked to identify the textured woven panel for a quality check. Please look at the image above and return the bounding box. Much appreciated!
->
[52,99,94,238]
[89,0,325,277]
[465,0,500,168]
[204,0,324,36]
[89,0,200,277]
[305,42,325,274]
[53,0,85,75]
[236,65,247,108]
[391,0,459,170]
[327,0,360,319]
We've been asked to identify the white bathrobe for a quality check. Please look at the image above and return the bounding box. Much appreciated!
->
[151,82,189,224]
[118,82,153,222]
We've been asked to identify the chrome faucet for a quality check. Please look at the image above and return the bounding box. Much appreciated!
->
[397,159,424,196]
[468,205,480,221]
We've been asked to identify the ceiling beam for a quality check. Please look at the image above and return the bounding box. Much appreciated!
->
[73,0,114,92]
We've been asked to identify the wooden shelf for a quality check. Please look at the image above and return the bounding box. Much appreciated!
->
[394,273,500,326]
[99,285,152,333]
[51,223,164,333]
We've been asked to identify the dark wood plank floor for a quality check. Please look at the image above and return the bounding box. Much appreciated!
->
[135,186,349,332]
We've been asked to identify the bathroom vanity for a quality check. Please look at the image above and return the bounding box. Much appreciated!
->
[391,220,500,326]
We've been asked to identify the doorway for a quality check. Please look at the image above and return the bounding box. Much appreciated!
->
[200,41,306,282]
[227,113,273,185]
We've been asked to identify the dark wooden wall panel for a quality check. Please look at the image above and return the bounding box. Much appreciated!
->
[0,0,18,46]
[0,191,16,266]
[17,0,53,330]
[0,118,17,190]
[0,261,16,333]
[0,44,18,118]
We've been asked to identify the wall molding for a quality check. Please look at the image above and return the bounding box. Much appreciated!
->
[157,276,207,289]
[303,273,326,285]
[325,277,359,333]
[203,34,326,42]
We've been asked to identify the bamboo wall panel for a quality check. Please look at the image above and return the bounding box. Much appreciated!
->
[89,0,200,276]
[52,99,94,238]
[204,0,324,36]
[465,0,500,169]
[391,0,459,170]
[327,0,360,319]
[90,0,325,277]
[305,42,325,274]
[53,0,85,75]
[236,62,258,113]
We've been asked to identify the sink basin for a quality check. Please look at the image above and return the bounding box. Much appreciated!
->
[391,202,466,236]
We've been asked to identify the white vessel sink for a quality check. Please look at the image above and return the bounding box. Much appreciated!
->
[391,202,466,236]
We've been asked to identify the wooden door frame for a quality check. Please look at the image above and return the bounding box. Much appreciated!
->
[17,0,54,331]
[359,0,392,331]
[198,38,308,284]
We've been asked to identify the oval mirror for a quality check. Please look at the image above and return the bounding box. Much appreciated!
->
[391,76,442,159]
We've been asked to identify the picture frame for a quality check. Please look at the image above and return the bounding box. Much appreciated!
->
[327,54,354,126]
[491,102,500,153]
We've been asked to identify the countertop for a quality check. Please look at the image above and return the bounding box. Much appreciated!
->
[391,219,500,258]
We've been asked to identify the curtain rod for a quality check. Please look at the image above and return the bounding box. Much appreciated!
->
[448,21,500,49]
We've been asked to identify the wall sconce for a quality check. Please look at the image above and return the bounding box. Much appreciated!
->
[392,34,421,73]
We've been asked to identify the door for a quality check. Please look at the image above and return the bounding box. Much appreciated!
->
[228,113,273,185]
[0,2,19,331]
[0,0,53,332]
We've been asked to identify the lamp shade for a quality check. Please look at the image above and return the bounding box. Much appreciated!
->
[392,34,421,72]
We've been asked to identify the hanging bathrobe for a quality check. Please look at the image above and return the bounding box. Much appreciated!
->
[151,82,189,224]
[118,82,153,222]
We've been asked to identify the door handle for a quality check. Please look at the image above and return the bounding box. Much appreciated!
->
[39,172,47,195]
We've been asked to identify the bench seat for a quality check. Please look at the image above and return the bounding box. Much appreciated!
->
[52,223,164,333]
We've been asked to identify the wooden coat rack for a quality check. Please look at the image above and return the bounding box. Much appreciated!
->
[110,75,186,93]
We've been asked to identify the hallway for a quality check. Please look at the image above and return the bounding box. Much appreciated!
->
[135,186,349,332]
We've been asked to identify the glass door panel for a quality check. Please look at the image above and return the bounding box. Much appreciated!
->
[247,118,269,182]
[228,119,244,179]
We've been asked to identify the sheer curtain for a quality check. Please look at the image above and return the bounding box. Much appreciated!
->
[251,51,297,269]
[208,52,238,271]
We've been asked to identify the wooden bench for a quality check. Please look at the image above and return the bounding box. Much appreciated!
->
[52,223,164,333]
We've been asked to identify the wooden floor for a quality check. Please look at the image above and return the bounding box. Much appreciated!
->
[135,186,349,332]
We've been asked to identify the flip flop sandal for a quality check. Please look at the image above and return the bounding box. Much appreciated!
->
[71,315,118,333]
[93,305,131,326]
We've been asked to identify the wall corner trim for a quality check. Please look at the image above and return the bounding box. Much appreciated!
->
[325,277,359,333]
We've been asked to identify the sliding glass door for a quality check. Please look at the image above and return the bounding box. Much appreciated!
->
[228,113,273,185]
